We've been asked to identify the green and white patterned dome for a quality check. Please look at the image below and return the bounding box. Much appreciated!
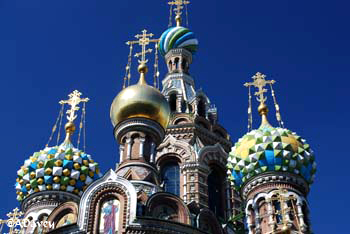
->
[15,144,102,201]
[227,123,316,190]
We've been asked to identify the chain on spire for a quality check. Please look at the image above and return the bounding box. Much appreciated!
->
[58,90,89,147]
[244,72,286,128]
[168,0,190,26]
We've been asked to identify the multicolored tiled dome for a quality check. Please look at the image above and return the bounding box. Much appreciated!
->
[15,145,102,201]
[159,26,198,56]
[227,124,316,189]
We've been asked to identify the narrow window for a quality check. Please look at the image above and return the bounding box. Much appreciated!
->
[162,162,180,196]
[207,166,224,218]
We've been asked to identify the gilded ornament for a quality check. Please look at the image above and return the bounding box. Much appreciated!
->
[30,172,36,179]
[53,176,60,183]
[37,161,44,168]
[63,169,70,176]
[83,160,89,166]
[19,192,23,196]
[19,179,24,185]
[82,185,87,191]
[60,185,67,191]
[25,184,31,190]
[37,178,44,185]
[46,185,52,190]
[96,168,100,174]
[73,189,79,194]
[55,160,63,167]
[65,155,73,160]
[73,163,80,170]
[89,159,94,163]
[23,168,28,174]
[47,154,54,159]
[45,168,52,175]
[89,171,94,178]
[80,174,86,181]
[69,179,76,186]
[34,188,39,193]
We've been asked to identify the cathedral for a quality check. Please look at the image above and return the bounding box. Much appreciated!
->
[10,1,316,234]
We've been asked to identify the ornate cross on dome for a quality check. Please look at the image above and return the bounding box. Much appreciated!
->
[244,72,275,105]
[266,189,297,232]
[168,0,190,26]
[59,90,89,123]
[0,207,24,234]
[126,29,159,65]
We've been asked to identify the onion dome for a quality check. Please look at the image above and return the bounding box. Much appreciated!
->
[15,144,102,201]
[110,64,170,129]
[15,91,102,202]
[227,123,316,189]
[158,26,198,56]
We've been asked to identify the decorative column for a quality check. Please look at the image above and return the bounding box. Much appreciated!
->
[176,94,182,112]
[183,173,187,203]
[246,208,255,234]
[150,142,156,163]
[254,205,261,234]
[139,137,145,159]
[267,201,275,233]
[296,202,307,232]
[119,145,125,161]
[126,138,132,160]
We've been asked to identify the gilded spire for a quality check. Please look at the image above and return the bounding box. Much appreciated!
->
[244,72,275,127]
[126,29,159,85]
[59,90,89,146]
[168,0,190,27]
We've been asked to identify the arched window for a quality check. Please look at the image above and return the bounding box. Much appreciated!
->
[174,57,180,70]
[197,99,206,117]
[272,196,282,224]
[207,166,224,218]
[169,93,177,112]
[161,162,180,196]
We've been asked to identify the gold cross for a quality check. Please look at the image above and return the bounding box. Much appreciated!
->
[244,72,275,105]
[59,90,89,123]
[168,0,190,18]
[0,207,24,234]
[126,29,159,65]
[266,189,295,232]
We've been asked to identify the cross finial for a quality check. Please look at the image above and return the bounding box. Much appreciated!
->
[126,29,159,66]
[2,207,24,234]
[244,72,275,106]
[59,90,89,123]
[168,0,190,26]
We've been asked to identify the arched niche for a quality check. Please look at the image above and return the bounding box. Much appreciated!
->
[196,208,223,234]
[145,192,191,225]
[46,201,78,232]
[78,170,137,233]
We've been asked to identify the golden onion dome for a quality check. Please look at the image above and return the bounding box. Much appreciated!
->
[110,64,170,129]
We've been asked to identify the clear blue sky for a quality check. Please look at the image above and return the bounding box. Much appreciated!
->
[0,0,348,233]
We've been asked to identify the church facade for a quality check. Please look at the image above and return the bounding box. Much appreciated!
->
[13,1,316,234]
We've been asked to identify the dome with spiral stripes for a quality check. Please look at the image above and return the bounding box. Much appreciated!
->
[159,26,198,56]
